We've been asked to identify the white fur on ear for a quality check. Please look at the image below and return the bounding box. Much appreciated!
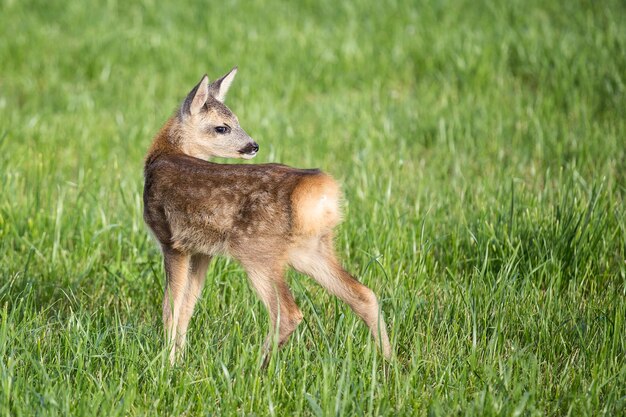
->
[189,75,209,115]
[209,67,238,102]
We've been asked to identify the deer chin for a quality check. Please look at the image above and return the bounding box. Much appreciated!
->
[240,151,257,160]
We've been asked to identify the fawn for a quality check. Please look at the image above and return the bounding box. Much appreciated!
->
[143,68,391,366]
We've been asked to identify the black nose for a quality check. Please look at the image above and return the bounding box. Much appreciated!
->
[239,142,259,155]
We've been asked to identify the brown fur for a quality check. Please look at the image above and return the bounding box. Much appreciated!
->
[143,69,391,365]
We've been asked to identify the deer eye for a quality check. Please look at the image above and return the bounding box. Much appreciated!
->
[215,126,230,134]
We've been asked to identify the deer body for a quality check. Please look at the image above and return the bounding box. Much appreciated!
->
[143,68,391,365]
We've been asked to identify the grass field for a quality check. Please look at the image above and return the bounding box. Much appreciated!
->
[1,0,625,415]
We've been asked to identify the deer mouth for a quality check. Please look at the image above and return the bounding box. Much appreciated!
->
[238,142,259,159]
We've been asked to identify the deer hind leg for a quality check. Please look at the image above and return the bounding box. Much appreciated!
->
[243,261,303,368]
[175,253,212,358]
[162,247,191,364]
[288,236,392,359]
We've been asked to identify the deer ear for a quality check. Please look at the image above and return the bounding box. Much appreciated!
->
[182,74,209,116]
[208,67,237,102]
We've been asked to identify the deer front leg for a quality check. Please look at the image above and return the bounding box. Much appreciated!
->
[175,253,211,358]
[162,247,191,364]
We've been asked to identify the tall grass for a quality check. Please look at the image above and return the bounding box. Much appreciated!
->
[1,0,625,415]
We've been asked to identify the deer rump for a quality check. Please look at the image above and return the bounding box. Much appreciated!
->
[143,155,342,254]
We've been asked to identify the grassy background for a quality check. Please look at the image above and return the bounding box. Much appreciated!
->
[1,0,625,415]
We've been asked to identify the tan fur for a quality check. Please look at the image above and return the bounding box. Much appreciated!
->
[143,69,392,366]
[288,236,391,358]
[161,248,191,363]
[291,173,342,236]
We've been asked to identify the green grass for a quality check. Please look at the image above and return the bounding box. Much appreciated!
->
[1,0,625,415]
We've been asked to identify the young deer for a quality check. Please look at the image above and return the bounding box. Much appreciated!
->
[143,68,391,365]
